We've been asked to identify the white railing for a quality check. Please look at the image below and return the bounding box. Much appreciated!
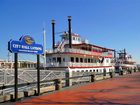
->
[46,62,106,68]
[0,68,66,95]
[47,48,111,57]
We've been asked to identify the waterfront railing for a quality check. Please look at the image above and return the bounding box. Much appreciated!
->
[0,69,139,102]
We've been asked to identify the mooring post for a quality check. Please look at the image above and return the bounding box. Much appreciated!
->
[91,74,95,82]
[37,55,40,95]
[65,71,70,87]
[120,70,124,75]
[14,53,18,101]
[55,79,62,90]
[65,68,72,87]
[109,72,113,78]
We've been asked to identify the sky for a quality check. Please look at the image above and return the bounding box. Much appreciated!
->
[0,0,140,63]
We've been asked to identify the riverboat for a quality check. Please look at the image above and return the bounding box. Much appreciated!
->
[45,33,115,73]
[45,17,115,74]
[115,49,137,73]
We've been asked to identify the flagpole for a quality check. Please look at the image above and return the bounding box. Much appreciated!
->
[43,28,46,69]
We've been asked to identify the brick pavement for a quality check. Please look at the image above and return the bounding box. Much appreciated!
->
[13,72,140,105]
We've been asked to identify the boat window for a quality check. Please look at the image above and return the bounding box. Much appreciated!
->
[63,58,65,62]
[97,59,99,63]
[57,57,61,63]
[52,57,56,62]
[84,58,87,63]
[94,59,97,63]
[96,69,98,72]
[49,58,51,62]
[80,58,83,62]
[76,57,79,62]
[90,70,92,72]
[106,59,109,63]
[46,58,49,63]
[78,38,80,41]
[86,70,88,72]
[88,58,90,63]
[92,58,95,63]
[73,37,75,40]
[98,60,101,63]
[71,57,74,62]
[82,47,85,50]
[91,59,93,63]
[89,48,91,51]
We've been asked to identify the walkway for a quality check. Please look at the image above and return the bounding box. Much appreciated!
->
[14,72,140,105]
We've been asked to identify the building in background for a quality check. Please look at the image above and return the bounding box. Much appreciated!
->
[0,59,37,69]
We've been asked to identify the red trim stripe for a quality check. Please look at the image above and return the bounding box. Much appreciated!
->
[69,66,113,69]
[71,43,114,51]
[48,52,113,58]
[63,52,113,58]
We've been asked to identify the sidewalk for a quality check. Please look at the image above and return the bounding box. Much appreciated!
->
[13,72,140,105]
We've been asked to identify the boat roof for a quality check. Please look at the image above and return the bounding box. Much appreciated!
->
[71,43,114,51]
[61,32,80,37]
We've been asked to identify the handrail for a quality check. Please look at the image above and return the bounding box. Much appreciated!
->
[47,48,112,57]
[1,70,137,102]
[0,73,104,90]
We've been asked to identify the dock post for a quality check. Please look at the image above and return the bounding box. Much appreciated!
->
[109,72,113,78]
[120,70,124,75]
[55,79,62,90]
[103,69,106,79]
[91,74,95,82]
[65,71,70,87]
[65,68,72,87]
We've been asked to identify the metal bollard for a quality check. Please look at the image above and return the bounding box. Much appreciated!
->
[91,74,95,82]
[55,79,62,90]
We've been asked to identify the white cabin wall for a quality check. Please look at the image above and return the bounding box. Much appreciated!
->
[103,58,111,66]
[71,36,82,44]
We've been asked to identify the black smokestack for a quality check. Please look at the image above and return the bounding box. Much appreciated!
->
[68,16,72,48]
[52,19,55,50]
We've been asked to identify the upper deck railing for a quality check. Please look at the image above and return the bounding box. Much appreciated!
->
[47,48,112,57]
